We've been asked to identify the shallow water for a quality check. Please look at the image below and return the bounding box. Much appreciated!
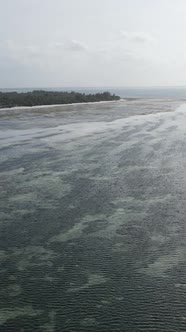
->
[1,99,186,331]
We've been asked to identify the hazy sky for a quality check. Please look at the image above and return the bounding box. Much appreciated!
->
[1,0,186,88]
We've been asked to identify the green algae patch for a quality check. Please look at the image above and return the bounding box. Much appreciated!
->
[80,317,97,327]
[41,310,56,332]
[6,284,22,297]
[50,214,106,243]
[91,208,146,240]
[0,306,43,326]
[68,272,108,292]
[13,246,57,271]
[139,247,186,277]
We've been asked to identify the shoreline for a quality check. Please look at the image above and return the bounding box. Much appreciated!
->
[0,99,124,112]
[1,97,186,112]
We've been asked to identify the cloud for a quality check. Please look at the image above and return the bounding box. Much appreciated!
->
[4,41,41,60]
[1,39,88,69]
[65,40,87,52]
[50,40,87,52]
[120,31,153,43]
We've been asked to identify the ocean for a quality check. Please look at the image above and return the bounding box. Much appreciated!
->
[1,99,186,330]
[1,86,186,99]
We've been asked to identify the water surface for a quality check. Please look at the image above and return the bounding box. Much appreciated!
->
[1,99,186,331]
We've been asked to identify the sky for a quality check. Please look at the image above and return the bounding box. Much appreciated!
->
[1,0,186,88]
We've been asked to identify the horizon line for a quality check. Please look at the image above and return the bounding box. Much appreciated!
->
[1,85,186,91]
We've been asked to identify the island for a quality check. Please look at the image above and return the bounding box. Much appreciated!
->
[0,90,120,108]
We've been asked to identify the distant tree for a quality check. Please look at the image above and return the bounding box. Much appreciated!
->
[0,90,120,108]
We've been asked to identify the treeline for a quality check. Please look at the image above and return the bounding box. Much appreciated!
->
[0,90,120,108]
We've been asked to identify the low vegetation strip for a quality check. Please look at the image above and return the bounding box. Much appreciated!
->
[0,90,120,108]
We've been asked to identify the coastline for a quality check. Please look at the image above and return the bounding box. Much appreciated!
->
[0,99,123,112]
